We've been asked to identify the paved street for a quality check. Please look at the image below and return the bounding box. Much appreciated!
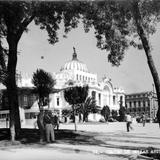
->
[0,122,160,160]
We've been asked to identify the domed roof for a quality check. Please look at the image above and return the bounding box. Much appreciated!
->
[61,47,88,72]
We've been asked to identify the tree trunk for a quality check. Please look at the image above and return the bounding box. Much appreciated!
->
[83,112,85,122]
[6,35,21,141]
[132,1,160,125]
[72,105,77,131]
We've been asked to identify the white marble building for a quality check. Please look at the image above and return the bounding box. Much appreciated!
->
[48,48,125,115]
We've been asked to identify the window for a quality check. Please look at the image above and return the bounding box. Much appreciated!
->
[28,95,37,106]
[25,112,37,119]
[148,101,150,107]
[138,101,141,107]
[23,95,28,106]
[120,96,123,104]
[57,97,59,106]
[113,96,116,105]
[92,91,96,100]
[143,101,146,107]
[134,101,136,107]
[129,102,132,108]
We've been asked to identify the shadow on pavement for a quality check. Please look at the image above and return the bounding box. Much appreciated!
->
[0,128,159,152]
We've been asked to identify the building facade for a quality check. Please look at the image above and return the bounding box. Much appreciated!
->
[48,48,125,118]
[125,91,158,120]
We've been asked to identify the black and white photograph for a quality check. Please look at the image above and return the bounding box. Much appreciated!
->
[0,0,160,160]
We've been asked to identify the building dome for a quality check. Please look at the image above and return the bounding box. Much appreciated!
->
[61,47,88,72]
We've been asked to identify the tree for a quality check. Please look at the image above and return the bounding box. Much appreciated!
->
[80,96,97,122]
[64,85,88,131]
[111,110,118,120]
[32,69,55,109]
[0,41,7,85]
[81,0,160,126]
[101,105,110,122]
[119,106,126,122]
[0,1,82,141]
[62,108,72,122]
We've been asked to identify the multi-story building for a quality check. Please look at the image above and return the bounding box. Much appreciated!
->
[125,91,158,120]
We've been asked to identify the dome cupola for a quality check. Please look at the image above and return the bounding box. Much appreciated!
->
[61,47,88,72]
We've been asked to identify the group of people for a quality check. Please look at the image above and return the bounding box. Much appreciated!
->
[37,109,59,143]
[125,112,146,132]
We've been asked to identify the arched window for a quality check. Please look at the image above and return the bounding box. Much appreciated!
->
[104,85,110,92]
[113,96,116,105]
[120,96,123,102]
[129,102,132,108]
[92,91,96,100]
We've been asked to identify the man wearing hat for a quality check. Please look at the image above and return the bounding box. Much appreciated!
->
[43,109,55,143]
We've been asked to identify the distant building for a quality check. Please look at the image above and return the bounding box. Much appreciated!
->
[125,91,158,120]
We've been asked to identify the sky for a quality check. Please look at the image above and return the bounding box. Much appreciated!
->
[14,21,160,94]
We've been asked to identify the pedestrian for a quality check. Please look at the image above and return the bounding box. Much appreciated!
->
[141,113,146,127]
[125,112,133,132]
[43,109,55,143]
[54,113,60,130]
[37,108,45,143]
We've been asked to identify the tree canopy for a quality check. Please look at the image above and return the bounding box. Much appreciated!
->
[64,85,89,105]
[82,0,160,65]
[81,0,160,124]
[64,85,88,130]
[79,96,97,122]
[101,105,110,122]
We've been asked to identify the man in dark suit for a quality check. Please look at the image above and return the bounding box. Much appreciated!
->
[43,109,55,143]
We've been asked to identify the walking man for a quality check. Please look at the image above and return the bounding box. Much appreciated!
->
[141,113,146,127]
[126,112,133,132]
